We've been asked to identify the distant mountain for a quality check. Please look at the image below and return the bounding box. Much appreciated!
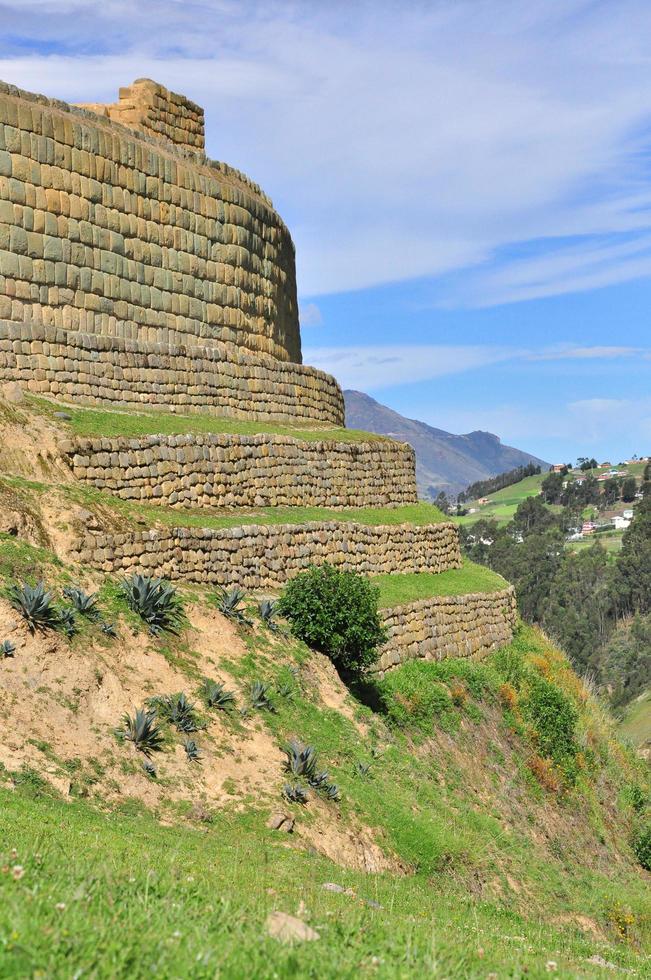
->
[344,390,549,499]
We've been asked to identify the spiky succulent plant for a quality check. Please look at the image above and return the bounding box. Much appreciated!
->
[142,760,157,778]
[322,783,341,802]
[250,680,275,712]
[63,586,100,620]
[353,761,372,779]
[122,708,164,757]
[100,621,118,638]
[183,738,202,763]
[283,783,309,805]
[0,639,16,658]
[283,740,318,781]
[57,607,77,638]
[215,586,252,625]
[200,679,236,710]
[258,598,282,632]
[150,692,202,733]
[120,574,185,635]
[8,581,58,632]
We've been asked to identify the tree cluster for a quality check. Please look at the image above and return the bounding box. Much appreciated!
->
[460,495,651,709]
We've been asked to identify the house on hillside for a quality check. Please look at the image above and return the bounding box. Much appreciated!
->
[582,520,595,535]
[614,515,631,531]
[551,464,565,473]
[623,509,634,519]
[478,497,490,505]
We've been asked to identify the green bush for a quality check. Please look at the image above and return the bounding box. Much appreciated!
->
[524,677,578,768]
[276,564,387,674]
[632,824,651,871]
[379,661,459,734]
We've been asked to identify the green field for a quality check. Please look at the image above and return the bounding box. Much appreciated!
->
[456,473,547,526]
[372,561,508,607]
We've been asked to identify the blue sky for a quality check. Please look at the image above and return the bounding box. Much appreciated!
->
[1,0,651,463]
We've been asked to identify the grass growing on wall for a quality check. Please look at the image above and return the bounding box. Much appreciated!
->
[29,396,386,444]
[372,561,509,607]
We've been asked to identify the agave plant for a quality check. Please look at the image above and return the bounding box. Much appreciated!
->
[150,692,202,733]
[322,783,341,802]
[120,574,185,635]
[0,639,16,658]
[215,586,252,625]
[200,679,236,710]
[353,761,372,779]
[183,738,202,763]
[258,599,282,633]
[309,769,330,790]
[8,582,58,632]
[142,760,157,778]
[122,708,164,757]
[250,680,275,713]
[63,586,100,620]
[283,783,309,805]
[283,740,318,781]
[100,621,118,638]
[57,607,77,638]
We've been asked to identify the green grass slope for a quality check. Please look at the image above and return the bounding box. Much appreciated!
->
[456,473,548,526]
[0,525,648,979]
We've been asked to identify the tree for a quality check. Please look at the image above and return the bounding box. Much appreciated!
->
[511,496,558,538]
[601,478,621,508]
[622,477,637,503]
[434,491,451,515]
[542,544,612,670]
[541,472,563,504]
[612,497,651,616]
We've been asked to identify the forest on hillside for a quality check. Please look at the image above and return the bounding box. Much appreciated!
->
[461,481,651,711]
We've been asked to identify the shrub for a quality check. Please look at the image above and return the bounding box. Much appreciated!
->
[57,607,77,638]
[524,677,579,768]
[632,824,651,871]
[121,709,164,756]
[276,564,387,674]
[498,682,518,710]
[8,581,59,632]
[379,661,459,734]
[527,754,561,794]
[120,574,185,635]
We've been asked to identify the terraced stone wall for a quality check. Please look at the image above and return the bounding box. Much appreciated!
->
[73,521,462,589]
[374,587,517,674]
[63,433,417,509]
[0,320,344,423]
[0,79,301,363]
[76,79,205,154]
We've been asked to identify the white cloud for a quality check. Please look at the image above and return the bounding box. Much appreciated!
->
[304,344,518,390]
[299,302,323,327]
[2,1,651,304]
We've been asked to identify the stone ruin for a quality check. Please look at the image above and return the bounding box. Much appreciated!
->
[0,77,516,671]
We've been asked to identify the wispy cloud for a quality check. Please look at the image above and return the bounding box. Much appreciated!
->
[2,1,651,304]
[305,341,650,391]
[299,302,323,328]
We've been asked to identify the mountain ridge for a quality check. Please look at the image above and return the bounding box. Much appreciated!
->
[344,389,549,498]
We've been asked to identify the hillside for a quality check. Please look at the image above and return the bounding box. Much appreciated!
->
[1,539,649,976]
[0,396,649,977]
[344,390,548,498]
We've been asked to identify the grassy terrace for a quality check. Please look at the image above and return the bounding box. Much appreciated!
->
[29,396,386,444]
[1,476,447,531]
[372,561,509,608]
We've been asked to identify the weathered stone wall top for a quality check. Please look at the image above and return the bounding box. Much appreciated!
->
[73,521,462,589]
[0,319,345,424]
[374,587,517,674]
[0,79,302,364]
[76,79,205,154]
[63,432,418,510]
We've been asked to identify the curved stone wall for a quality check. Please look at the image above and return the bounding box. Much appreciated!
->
[373,587,517,674]
[63,432,417,509]
[0,79,300,363]
[0,320,344,424]
[73,521,462,589]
